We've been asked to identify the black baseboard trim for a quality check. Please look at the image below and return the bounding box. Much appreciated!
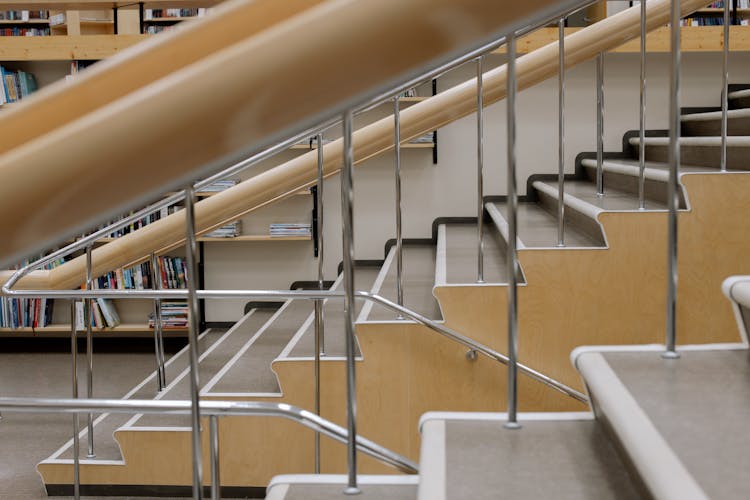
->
[243,301,286,315]
[45,483,266,498]
[205,321,236,329]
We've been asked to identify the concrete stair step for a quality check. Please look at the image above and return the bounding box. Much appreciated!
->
[728,88,750,109]
[417,412,640,500]
[42,325,242,462]
[435,222,508,285]
[681,108,750,136]
[361,244,441,322]
[575,346,750,499]
[266,474,418,499]
[486,200,601,249]
[629,135,750,169]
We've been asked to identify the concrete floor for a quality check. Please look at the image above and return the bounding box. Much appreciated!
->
[0,343,187,499]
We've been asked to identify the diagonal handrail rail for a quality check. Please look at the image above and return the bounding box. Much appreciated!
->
[0,397,418,474]
[0,281,587,403]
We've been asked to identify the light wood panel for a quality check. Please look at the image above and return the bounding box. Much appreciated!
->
[4,0,713,290]
[0,0,222,8]
[0,34,145,60]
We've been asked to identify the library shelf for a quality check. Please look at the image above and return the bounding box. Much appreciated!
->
[0,19,49,24]
[289,142,433,150]
[196,235,311,243]
[491,25,750,54]
[0,323,187,337]
[0,0,222,9]
[144,16,199,22]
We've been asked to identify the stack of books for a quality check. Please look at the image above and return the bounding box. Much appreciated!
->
[0,256,65,329]
[200,179,239,193]
[269,223,312,237]
[149,301,189,329]
[75,298,121,330]
[409,132,435,144]
[0,67,37,105]
[93,255,187,291]
[205,221,241,238]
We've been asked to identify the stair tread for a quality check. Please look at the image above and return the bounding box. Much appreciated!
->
[681,107,750,122]
[536,179,668,211]
[198,300,313,396]
[421,415,639,500]
[267,475,418,500]
[580,157,720,176]
[442,223,508,283]
[600,348,750,500]
[287,266,380,357]
[630,135,750,146]
[487,201,600,248]
[728,88,750,100]
[366,244,442,321]
[50,325,241,461]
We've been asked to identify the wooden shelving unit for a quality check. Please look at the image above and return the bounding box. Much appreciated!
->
[197,235,311,243]
[491,25,750,54]
[0,323,187,337]
[0,18,48,24]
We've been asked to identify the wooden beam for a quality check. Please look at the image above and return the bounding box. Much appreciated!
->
[0,34,146,60]
[3,0,715,290]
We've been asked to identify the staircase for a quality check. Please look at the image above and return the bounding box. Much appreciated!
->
[31,82,750,495]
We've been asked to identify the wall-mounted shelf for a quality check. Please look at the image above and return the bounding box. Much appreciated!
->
[197,235,311,243]
[0,323,187,337]
[0,19,49,24]
[491,25,750,54]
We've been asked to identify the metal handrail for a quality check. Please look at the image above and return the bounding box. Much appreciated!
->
[0,281,586,404]
[0,397,418,474]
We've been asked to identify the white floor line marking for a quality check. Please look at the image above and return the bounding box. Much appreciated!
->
[46,328,215,460]
[358,248,394,322]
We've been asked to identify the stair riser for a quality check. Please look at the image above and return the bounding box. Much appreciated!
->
[581,165,686,209]
[535,188,605,246]
[635,145,750,170]
[682,117,750,137]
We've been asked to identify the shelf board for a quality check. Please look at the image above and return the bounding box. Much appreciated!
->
[491,25,750,54]
[695,8,750,15]
[0,0,222,9]
[0,323,187,337]
[290,141,433,150]
[144,16,200,22]
[0,19,49,25]
[197,235,311,242]
[0,33,147,60]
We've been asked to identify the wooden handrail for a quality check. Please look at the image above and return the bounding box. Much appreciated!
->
[0,0,569,276]
[4,0,712,290]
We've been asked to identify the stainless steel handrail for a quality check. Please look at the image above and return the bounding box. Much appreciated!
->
[0,397,418,474]
[0,280,586,404]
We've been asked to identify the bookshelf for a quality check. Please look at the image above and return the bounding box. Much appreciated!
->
[0,324,187,338]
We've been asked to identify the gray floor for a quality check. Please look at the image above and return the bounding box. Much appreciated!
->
[604,349,750,499]
[0,347,182,499]
[443,223,508,283]
[444,419,640,499]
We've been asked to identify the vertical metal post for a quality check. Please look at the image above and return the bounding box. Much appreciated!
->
[394,98,405,306]
[596,52,605,197]
[184,184,204,499]
[557,18,566,247]
[151,253,166,391]
[504,33,521,430]
[341,111,360,494]
[476,56,486,281]
[721,0,730,172]
[663,0,681,360]
[85,245,95,458]
[70,300,81,500]
[314,132,325,474]
[210,415,220,500]
[639,0,647,210]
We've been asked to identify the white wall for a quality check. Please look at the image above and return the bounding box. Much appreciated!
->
[203,51,750,321]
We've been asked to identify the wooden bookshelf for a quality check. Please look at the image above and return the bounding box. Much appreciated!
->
[290,142,433,150]
[0,323,187,337]
[491,25,750,54]
[0,33,146,60]
[0,19,49,24]
[0,0,222,8]
[197,235,311,243]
